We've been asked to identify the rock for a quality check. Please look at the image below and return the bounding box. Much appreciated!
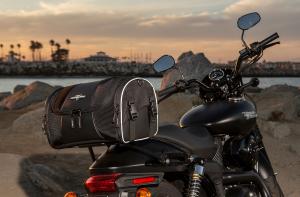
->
[160,51,213,89]
[159,93,201,124]
[25,163,65,192]
[258,120,291,139]
[177,51,194,61]
[254,85,300,121]
[13,85,26,93]
[289,143,300,156]
[0,81,55,110]
[53,85,63,90]
[0,91,11,101]
[11,107,46,142]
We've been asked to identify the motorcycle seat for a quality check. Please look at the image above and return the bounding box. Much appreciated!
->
[154,124,217,159]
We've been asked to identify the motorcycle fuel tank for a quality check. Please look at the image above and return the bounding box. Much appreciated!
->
[179,97,257,136]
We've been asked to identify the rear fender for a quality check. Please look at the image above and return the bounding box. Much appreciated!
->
[89,140,189,175]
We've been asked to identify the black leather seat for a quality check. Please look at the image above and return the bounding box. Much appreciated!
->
[154,124,217,159]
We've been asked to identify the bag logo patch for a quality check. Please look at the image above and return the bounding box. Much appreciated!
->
[70,94,86,101]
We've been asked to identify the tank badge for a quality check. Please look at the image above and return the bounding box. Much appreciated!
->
[242,111,257,119]
[70,94,86,101]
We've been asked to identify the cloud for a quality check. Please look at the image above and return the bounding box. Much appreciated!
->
[0,0,299,61]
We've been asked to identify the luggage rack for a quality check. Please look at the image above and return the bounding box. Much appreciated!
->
[78,143,110,162]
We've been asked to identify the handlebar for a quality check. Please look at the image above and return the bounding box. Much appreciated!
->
[158,79,216,103]
[257,33,279,49]
[158,85,179,97]
[236,32,280,74]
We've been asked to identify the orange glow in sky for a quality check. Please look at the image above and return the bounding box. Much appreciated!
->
[0,0,299,62]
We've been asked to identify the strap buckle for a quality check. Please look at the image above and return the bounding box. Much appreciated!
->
[71,109,82,128]
[128,101,138,121]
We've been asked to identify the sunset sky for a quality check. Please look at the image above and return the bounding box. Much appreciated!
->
[0,0,299,62]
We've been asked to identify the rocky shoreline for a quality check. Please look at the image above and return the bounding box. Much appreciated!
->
[0,61,161,77]
[0,51,299,77]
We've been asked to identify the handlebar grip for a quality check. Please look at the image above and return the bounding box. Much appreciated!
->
[258,33,279,48]
[158,85,178,97]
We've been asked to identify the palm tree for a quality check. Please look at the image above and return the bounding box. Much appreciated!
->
[55,43,61,50]
[8,44,16,62]
[29,40,36,61]
[35,42,43,61]
[65,38,71,60]
[17,43,21,61]
[49,39,55,56]
[65,39,71,46]
[0,44,3,59]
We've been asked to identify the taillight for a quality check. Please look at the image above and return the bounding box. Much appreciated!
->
[85,173,121,193]
[132,176,156,185]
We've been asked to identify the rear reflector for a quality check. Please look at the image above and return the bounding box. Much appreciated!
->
[64,192,78,197]
[136,187,152,197]
[85,173,121,193]
[132,176,156,185]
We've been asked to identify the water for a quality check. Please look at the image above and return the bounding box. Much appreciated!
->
[0,77,299,92]
[243,77,300,88]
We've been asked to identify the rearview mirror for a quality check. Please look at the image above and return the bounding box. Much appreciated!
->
[237,12,261,30]
[153,55,175,72]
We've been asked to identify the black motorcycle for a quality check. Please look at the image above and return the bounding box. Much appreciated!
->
[66,12,283,197]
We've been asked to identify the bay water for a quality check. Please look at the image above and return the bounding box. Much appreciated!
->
[0,77,299,92]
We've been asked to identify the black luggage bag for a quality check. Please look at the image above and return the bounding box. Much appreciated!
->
[43,77,158,149]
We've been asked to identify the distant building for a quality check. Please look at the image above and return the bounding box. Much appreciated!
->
[84,51,117,62]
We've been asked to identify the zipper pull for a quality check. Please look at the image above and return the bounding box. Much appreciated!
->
[113,105,120,127]
[78,111,82,128]
[71,116,75,128]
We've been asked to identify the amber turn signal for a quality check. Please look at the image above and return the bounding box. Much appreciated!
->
[136,187,152,197]
[64,192,78,197]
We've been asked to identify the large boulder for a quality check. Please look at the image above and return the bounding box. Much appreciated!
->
[160,51,213,89]
[0,81,55,110]
[253,85,300,121]
[0,91,11,102]
[11,107,45,143]
[24,163,65,193]
[258,120,292,139]
[13,85,26,93]
[159,93,201,124]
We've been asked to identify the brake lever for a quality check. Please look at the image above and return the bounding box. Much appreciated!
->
[262,41,280,50]
[235,78,260,92]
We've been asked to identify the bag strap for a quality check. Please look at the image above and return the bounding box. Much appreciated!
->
[149,96,158,133]
[128,99,138,141]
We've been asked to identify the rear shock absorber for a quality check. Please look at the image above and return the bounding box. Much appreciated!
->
[187,164,205,197]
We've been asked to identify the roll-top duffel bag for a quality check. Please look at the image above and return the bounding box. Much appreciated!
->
[43,77,158,149]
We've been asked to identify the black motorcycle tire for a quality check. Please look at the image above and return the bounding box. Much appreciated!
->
[155,180,208,197]
[155,181,183,197]
[264,175,284,197]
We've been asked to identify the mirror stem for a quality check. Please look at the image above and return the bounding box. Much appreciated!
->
[241,30,249,50]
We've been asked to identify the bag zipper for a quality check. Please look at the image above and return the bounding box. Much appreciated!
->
[113,104,120,128]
